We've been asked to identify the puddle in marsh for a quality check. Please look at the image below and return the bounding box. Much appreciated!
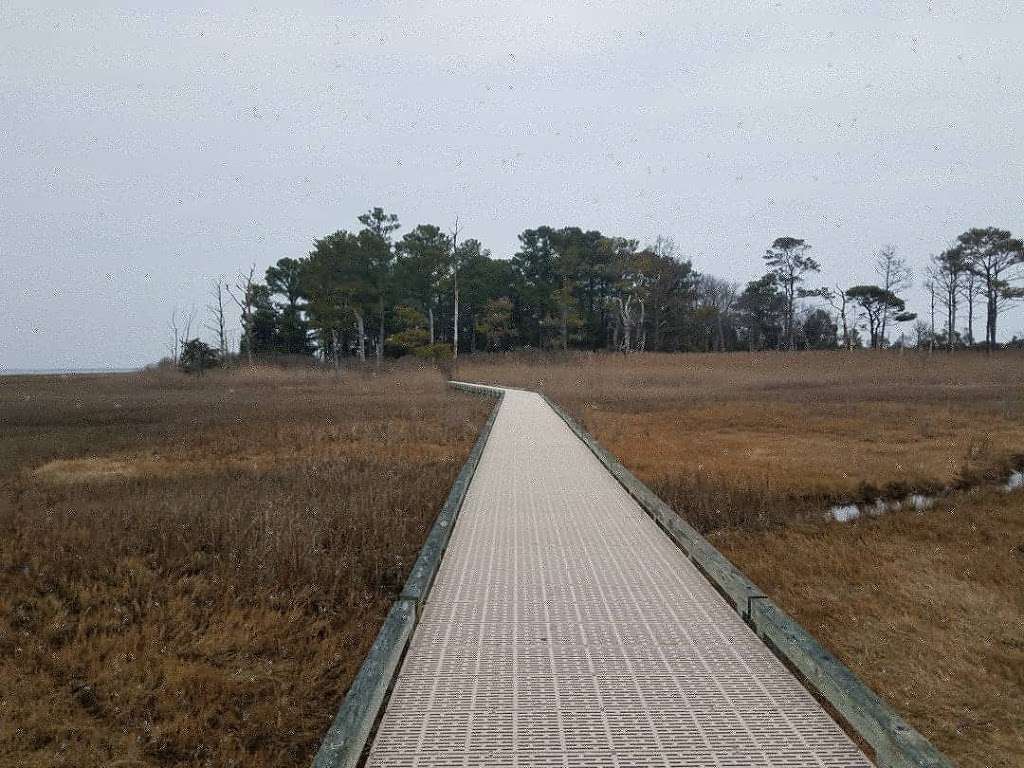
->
[908,494,935,510]
[828,497,930,522]
[828,471,1022,523]
[1006,471,1024,492]
[829,504,861,522]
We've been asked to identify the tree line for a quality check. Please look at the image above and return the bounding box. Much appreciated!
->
[173,209,1024,371]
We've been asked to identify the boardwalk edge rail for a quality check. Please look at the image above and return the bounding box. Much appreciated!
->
[541,394,955,768]
[312,385,504,768]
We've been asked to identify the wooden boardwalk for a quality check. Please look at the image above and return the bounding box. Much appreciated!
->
[366,388,872,767]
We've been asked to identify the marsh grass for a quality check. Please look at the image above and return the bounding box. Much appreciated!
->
[459,350,1024,531]
[0,364,490,767]
[712,489,1024,768]
[4,351,1021,767]
[458,349,1024,767]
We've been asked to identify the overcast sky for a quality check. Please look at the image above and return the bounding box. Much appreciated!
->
[3,2,1023,370]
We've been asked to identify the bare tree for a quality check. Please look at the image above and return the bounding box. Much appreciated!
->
[637,295,648,351]
[338,304,366,364]
[963,268,980,345]
[651,235,677,260]
[168,307,181,364]
[912,319,930,350]
[822,285,853,350]
[611,251,655,353]
[226,265,258,366]
[925,278,937,354]
[204,280,229,357]
[874,246,913,347]
[181,305,195,348]
[451,216,460,361]
[613,294,644,352]
[168,305,196,364]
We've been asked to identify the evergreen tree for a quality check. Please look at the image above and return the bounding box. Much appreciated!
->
[763,237,820,350]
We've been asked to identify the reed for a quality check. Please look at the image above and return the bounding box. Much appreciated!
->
[0,363,489,767]
[458,349,1024,768]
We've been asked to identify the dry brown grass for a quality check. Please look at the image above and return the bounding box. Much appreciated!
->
[460,350,1024,530]
[712,489,1024,768]
[458,350,1024,768]
[0,364,490,768]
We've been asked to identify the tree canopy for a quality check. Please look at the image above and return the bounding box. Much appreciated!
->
[193,209,1024,364]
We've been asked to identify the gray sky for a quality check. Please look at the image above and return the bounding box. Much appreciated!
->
[3,2,1023,370]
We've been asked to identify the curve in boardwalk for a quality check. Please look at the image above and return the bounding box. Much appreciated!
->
[368,388,873,767]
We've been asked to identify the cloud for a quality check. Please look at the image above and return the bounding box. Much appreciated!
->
[2,2,1023,367]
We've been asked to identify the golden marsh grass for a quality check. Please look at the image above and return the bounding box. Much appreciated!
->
[458,350,1024,768]
[0,364,490,767]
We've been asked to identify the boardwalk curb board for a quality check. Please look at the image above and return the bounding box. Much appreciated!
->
[540,393,955,768]
[312,387,504,768]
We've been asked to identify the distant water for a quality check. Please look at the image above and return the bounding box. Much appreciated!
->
[2,367,139,376]
[829,471,1024,522]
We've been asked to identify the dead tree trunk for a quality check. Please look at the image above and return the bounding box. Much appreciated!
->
[616,296,634,352]
[227,266,257,366]
[451,217,460,361]
[205,281,228,357]
[965,272,976,345]
[355,312,366,362]
[331,329,341,375]
[377,295,385,367]
[453,269,459,361]
[169,308,181,365]
[637,299,646,351]
[929,281,936,354]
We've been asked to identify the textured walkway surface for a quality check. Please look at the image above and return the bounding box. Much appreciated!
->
[368,389,872,767]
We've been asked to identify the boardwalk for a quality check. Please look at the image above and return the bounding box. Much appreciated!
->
[367,389,872,767]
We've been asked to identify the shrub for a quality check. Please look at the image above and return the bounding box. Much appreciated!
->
[413,343,453,361]
[178,339,220,374]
